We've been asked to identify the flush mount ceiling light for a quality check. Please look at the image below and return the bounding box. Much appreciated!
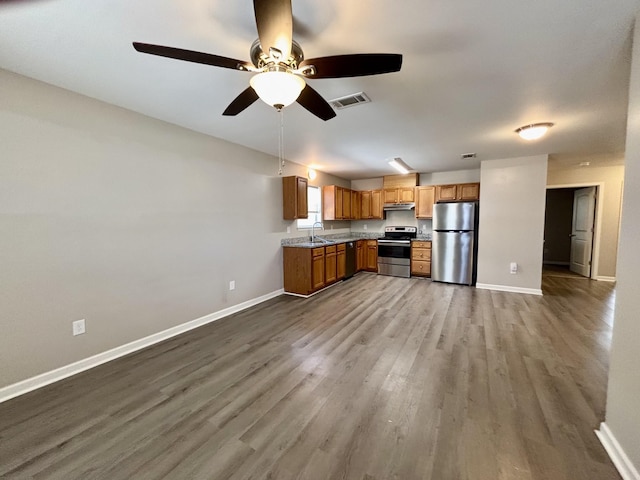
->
[250,69,306,110]
[515,122,554,140]
[388,157,413,174]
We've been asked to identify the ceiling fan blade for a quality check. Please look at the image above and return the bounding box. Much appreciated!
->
[300,54,403,79]
[253,0,293,60]
[296,85,336,121]
[222,87,260,116]
[133,42,252,71]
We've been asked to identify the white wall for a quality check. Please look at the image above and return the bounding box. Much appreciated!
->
[0,69,347,389]
[604,10,640,475]
[476,155,548,294]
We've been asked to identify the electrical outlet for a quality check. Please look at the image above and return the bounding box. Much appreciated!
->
[229,280,235,291]
[286,226,291,233]
[72,319,86,336]
[510,262,518,274]
[364,224,368,230]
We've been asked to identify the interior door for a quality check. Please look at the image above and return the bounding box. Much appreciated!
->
[569,187,596,277]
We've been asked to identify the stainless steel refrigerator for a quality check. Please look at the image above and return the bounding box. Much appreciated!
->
[432,202,478,286]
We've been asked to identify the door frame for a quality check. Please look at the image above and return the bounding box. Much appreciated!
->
[546,182,604,279]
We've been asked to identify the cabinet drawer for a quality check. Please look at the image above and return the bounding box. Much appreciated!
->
[412,248,431,261]
[325,245,337,254]
[312,247,325,257]
[412,260,431,276]
[412,241,431,249]
[337,243,346,252]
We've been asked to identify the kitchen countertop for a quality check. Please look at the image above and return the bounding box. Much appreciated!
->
[283,237,363,249]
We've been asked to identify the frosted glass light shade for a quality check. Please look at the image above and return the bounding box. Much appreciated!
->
[516,122,554,140]
[250,72,306,108]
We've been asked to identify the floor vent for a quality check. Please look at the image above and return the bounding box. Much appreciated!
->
[330,92,371,109]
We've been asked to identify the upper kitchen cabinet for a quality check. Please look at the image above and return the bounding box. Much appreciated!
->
[282,176,308,220]
[351,190,361,220]
[360,190,384,220]
[435,182,480,202]
[383,187,415,204]
[415,186,435,218]
[322,185,354,220]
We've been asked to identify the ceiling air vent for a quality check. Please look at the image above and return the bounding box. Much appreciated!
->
[461,153,477,159]
[330,92,371,110]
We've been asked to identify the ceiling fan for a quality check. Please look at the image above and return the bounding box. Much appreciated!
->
[133,0,402,121]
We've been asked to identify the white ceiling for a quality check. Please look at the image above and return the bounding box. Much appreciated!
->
[1,0,638,179]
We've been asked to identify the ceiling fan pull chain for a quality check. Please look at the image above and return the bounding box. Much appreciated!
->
[278,108,285,175]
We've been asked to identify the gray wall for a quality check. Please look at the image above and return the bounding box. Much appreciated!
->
[543,189,575,264]
[0,69,346,388]
[477,155,548,292]
[605,10,640,472]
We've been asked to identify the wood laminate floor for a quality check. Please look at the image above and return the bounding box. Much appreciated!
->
[0,273,619,479]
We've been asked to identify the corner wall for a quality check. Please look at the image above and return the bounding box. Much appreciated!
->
[476,155,548,294]
[602,10,640,477]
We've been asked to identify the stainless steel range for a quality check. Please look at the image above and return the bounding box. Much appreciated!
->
[377,226,417,278]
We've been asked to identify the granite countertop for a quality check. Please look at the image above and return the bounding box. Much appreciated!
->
[283,237,363,249]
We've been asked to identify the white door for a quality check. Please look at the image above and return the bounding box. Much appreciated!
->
[569,187,596,277]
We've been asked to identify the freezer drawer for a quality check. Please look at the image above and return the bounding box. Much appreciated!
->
[432,230,474,285]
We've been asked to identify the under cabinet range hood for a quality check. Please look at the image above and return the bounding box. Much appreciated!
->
[383,202,415,211]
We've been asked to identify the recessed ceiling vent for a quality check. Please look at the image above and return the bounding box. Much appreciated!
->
[330,92,371,109]
[461,153,477,159]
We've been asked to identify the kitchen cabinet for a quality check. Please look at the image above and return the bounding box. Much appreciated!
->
[337,243,346,279]
[325,245,337,284]
[351,191,361,220]
[411,241,431,277]
[322,185,354,220]
[356,240,366,271]
[284,246,326,295]
[365,240,378,272]
[282,176,308,220]
[383,187,415,204]
[435,182,480,202]
[360,190,384,219]
[415,186,435,219]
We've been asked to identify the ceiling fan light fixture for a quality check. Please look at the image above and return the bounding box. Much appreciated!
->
[250,71,306,109]
[515,122,554,140]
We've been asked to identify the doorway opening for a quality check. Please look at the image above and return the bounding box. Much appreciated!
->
[543,184,600,279]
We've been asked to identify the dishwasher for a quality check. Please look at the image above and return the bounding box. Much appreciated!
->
[345,241,356,279]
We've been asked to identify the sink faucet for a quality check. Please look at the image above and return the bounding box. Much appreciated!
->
[311,222,323,243]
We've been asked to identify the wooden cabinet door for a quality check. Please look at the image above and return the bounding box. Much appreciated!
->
[337,245,346,279]
[371,190,383,219]
[335,187,344,219]
[282,176,308,220]
[366,240,378,271]
[436,184,457,202]
[415,186,435,219]
[383,189,398,204]
[311,249,325,290]
[458,183,480,200]
[356,240,365,271]
[399,187,415,203]
[296,176,308,218]
[325,246,337,284]
[342,188,352,220]
[352,191,361,220]
[361,191,371,218]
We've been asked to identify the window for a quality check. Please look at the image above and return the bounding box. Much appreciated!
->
[297,186,322,229]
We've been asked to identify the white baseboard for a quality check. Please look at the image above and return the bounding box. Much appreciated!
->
[475,283,543,296]
[596,422,640,480]
[0,289,284,404]
[596,276,617,282]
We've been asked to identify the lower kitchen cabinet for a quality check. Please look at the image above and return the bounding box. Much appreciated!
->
[284,246,326,295]
[337,243,346,279]
[356,240,366,271]
[411,241,431,277]
[365,240,378,272]
[325,245,337,284]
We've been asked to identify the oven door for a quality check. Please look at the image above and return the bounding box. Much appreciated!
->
[377,241,411,262]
